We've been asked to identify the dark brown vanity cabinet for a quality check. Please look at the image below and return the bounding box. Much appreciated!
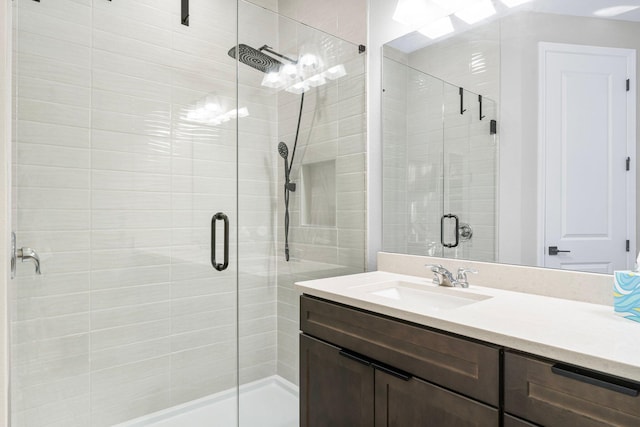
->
[374,369,498,426]
[300,295,500,427]
[300,334,374,426]
[300,294,640,426]
[505,351,640,427]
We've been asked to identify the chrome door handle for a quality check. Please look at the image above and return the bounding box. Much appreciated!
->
[11,232,41,277]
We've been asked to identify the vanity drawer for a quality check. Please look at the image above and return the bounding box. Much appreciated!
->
[300,295,500,406]
[505,351,640,427]
[503,414,537,427]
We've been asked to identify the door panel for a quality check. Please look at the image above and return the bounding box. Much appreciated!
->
[300,334,374,427]
[542,43,635,272]
[374,369,499,427]
[11,0,239,425]
[443,85,498,262]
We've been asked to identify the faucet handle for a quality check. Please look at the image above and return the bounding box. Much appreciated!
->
[456,267,477,282]
[425,263,443,272]
[425,264,444,285]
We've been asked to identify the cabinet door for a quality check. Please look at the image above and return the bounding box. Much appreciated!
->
[505,351,640,427]
[374,369,498,427]
[504,414,538,427]
[300,334,374,427]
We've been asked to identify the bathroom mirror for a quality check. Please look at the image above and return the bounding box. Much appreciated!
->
[381,0,640,274]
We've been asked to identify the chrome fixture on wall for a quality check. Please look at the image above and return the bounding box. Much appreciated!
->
[11,232,41,278]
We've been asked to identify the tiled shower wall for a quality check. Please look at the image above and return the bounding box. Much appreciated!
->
[11,0,367,425]
[11,0,277,425]
[274,38,367,382]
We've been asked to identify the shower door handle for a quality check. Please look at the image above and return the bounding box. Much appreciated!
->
[440,214,459,248]
[211,212,229,271]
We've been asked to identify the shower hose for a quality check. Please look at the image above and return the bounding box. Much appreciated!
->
[284,92,305,261]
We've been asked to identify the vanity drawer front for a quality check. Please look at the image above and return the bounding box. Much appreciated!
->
[505,351,640,427]
[300,295,500,406]
[503,414,538,427]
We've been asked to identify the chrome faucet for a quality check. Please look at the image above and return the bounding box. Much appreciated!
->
[425,264,477,288]
[455,267,478,288]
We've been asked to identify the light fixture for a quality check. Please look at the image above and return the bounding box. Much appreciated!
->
[418,15,454,39]
[261,71,287,89]
[299,53,320,68]
[594,5,640,17]
[308,74,326,88]
[455,0,496,24]
[323,64,347,80]
[282,63,297,77]
[499,0,533,7]
[392,0,448,28]
[285,80,310,94]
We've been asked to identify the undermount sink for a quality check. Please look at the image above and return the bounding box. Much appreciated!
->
[366,280,492,311]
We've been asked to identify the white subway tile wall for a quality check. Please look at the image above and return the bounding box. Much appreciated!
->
[11,0,366,425]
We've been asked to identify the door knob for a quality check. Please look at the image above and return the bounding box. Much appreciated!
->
[548,246,571,256]
[11,232,41,277]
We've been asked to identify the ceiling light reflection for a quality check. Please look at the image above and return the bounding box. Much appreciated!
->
[499,0,533,7]
[594,5,640,17]
[455,0,496,24]
[392,0,448,27]
[418,16,454,39]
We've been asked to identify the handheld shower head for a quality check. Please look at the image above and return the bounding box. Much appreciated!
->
[278,142,291,185]
[278,142,289,160]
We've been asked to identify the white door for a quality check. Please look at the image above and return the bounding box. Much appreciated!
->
[540,43,636,273]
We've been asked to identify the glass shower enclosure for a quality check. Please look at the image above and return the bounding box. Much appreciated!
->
[9,0,366,426]
[382,56,498,262]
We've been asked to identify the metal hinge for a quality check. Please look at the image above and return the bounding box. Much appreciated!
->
[627,157,631,171]
[627,79,630,92]
[627,240,630,252]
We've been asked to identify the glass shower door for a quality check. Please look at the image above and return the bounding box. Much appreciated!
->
[442,85,498,262]
[381,58,445,256]
[10,1,239,426]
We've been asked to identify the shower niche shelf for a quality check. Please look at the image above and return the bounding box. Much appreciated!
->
[301,160,336,227]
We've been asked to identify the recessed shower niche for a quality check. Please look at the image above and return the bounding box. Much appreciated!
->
[301,160,337,227]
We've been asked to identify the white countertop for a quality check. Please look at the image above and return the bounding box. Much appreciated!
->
[295,271,640,382]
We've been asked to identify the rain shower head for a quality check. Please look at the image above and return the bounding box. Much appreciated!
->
[228,44,283,73]
[278,142,289,159]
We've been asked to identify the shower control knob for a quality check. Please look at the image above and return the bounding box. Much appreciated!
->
[11,232,41,276]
